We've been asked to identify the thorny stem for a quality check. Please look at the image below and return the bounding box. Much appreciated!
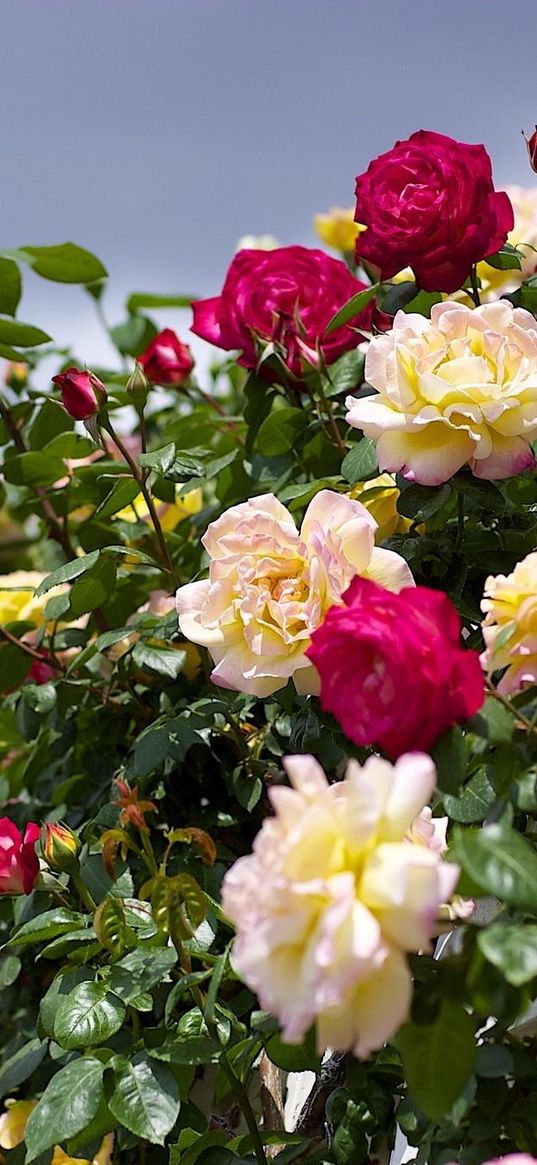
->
[103,418,178,584]
[0,624,65,671]
[485,677,537,740]
[469,265,481,308]
[316,374,346,454]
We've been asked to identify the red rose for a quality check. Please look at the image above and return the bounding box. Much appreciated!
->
[307,577,484,758]
[524,126,537,174]
[52,368,107,420]
[354,130,513,293]
[191,245,372,377]
[138,328,194,386]
[0,818,40,895]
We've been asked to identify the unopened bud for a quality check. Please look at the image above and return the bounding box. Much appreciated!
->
[42,823,81,872]
[523,126,537,174]
[3,362,28,391]
[52,367,107,420]
[126,362,150,413]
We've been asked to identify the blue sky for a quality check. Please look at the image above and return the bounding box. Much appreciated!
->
[4,0,537,370]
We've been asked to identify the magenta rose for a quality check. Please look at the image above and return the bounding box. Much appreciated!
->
[354,130,513,292]
[52,368,107,420]
[307,577,484,758]
[0,818,40,895]
[191,245,372,377]
[138,328,194,386]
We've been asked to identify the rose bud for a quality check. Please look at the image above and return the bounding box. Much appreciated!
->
[524,126,537,173]
[3,362,28,390]
[0,819,40,895]
[52,367,107,420]
[42,823,81,872]
[138,329,194,387]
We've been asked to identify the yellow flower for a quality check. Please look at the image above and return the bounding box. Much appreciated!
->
[349,474,412,542]
[313,207,366,254]
[0,571,63,629]
[115,488,202,532]
[0,1100,113,1165]
[481,551,537,694]
[478,185,537,298]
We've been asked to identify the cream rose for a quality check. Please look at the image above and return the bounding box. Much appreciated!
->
[0,572,60,628]
[481,551,537,694]
[346,301,537,484]
[222,752,459,1058]
[175,490,414,697]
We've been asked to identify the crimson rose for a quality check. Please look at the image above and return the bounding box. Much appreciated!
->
[52,368,107,420]
[307,577,484,758]
[138,328,194,386]
[191,245,372,377]
[0,818,40,895]
[354,130,513,292]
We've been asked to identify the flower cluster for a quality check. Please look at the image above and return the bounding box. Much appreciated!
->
[222,752,458,1057]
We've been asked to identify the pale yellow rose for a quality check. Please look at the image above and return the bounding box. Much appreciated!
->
[0,571,63,628]
[115,487,202,531]
[481,551,537,694]
[478,185,537,297]
[0,1100,113,1165]
[313,207,365,254]
[222,752,459,1058]
[176,490,414,697]
[349,474,412,541]
[346,301,537,485]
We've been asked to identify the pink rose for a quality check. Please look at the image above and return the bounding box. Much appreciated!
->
[0,819,40,895]
[138,328,194,386]
[307,577,484,758]
[354,130,513,292]
[52,368,107,420]
[191,245,372,377]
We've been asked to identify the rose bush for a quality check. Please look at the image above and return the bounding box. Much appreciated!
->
[1,130,537,1165]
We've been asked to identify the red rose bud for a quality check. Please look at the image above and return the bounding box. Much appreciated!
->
[0,818,40,895]
[138,329,194,387]
[354,129,513,292]
[43,822,81,872]
[52,367,107,420]
[524,126,537,173]
[191,245,372,379]
[27,656,56,685]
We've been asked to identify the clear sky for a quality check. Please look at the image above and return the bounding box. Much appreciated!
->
[4,0,537,369]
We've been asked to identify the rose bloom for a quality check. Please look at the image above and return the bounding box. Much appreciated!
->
[307,577,484,758]
[0,818,40,895]
[0,1098,113,1165]
[115,486,202,531]
[191,245,372,377]
[138,328,194,386]
[354,130,513,293]
[480,551,537,694]
[349,474,412,542]
[478,185,537,297]
[313,207,366,254]
[176,490,413,697]
[51,368,107,420]
[346,301,537,485]
[0,571,60,628]
[222,752,458,1057]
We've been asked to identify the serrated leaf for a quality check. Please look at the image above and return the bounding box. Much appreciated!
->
[8,908,89,947]
[478,923,537,985]
[3,451,67,488]
[108,1052,179,1144]
[131,642,187,679]
[325,284,379,333]
[443,767,496,823]
[53,982,126,1049]
[34,553,101,597]
[95,476,140,519]
[399,1001,475,1121]
[138,443,177,475]
[109,945,177,1001]
[25,1057,104,1161]
[256,407,308,456]
[341,439,378,483]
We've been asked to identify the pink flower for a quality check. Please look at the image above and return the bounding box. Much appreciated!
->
[0,819,40,895]
[307,577,484,758]
[191,245,372,377]
[26,657,56,685]
[52,368,107,420]
[222,752,458,1058]
[138,328,194,386]
[354,130,513,292]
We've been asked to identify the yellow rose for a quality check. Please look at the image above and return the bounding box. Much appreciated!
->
[481,551,537,695]
[0,1099,113,1165]
[313,207,365,254]
[0,571,59,628]
[115,488,202,531]
[349,474,412,542]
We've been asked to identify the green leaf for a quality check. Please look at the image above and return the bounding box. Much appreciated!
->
[325,349,365,396]
[110,315,156,357]
[478,923,537,986]
[325,284,379,334]
[145,1032,221,1066]
[381,280,418,315]
[8,908,88,947]
[108,1052,180,1144]
[131,642,187,679]
[0,1039,47,1100]
[398,1000,476,1121]
[53,982,126,1049]
[397,482,452,521]
[452,822,537,910]
[443,766,496,822]
[25,1056,104,1161]
[43,433,95,459]
[470,697,513,744]
[68,557,117,618]
[3,451,67,488]
[15,243,107,284]
[341,439,378,483]
[256,407,308,456]
[0,317,51,347]
[66,627,134,673]
[0,257,22,315]
[94,477,140,519]
[127,292,196,313]
[266,1029,321,1073]
[431,727,466,796]
[34,552,101,597]
[138,443,177,476]
[402,290,442,317]
[110,945,177,1000]
[484,244,523,271]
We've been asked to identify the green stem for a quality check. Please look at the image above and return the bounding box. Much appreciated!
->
[103,418,178,583]
[485,677,537,740]
[316,374,346,454]
[456,491,465,551]
[469,265,481,308]
[140,830,159,876]
[220,1049,268,1165]
[71,868,97,912]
